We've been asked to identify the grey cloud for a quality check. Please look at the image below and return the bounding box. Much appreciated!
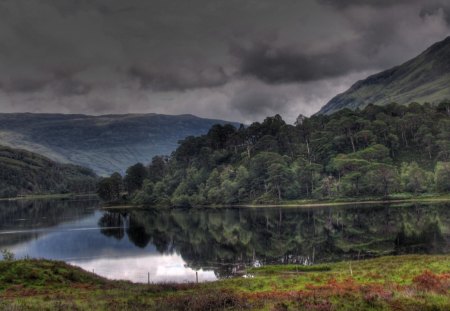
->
[421,3,450,25]
[53,79,92,96]
[4,78,50,93]
[318,0,418,9]
[0,0,448,123]
[230,87,289,118]
[1,70,92,96]
[128,66,230,91]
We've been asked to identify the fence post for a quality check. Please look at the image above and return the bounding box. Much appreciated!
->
[148,272,150,285]
[196,271,198,284]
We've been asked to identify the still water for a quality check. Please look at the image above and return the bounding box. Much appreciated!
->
[0,198,448,283]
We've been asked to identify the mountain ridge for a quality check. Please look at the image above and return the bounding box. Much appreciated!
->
[318,36,450,114]
[0,113,239,175]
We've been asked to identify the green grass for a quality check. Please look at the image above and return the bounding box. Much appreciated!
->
[0,255,448,310]
[237,193,450,208]
[247,264,332,274]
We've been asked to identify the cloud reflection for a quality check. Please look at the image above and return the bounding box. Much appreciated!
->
[70,253,217,283]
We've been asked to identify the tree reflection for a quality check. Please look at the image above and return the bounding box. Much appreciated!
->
[98,203,449,275]
[98,212,126,240]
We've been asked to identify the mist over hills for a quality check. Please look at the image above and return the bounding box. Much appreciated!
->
[318,36,450,115]
[0,113,238,175]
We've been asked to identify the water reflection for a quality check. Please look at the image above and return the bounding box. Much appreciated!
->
[0,199,448,283]
[0,198,97,248]
[98,204,448,278]
[71,254,216,283]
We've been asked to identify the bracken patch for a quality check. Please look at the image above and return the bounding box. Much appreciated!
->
[412,270,450,294]
[157,289,251,311]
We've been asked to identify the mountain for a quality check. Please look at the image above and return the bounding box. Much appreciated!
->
[0,145,97,198]
[0,113,238,175]
[318,36,450,115]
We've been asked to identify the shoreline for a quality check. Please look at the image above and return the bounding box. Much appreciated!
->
[101,193,450,210]
[2,192,449,208]
[0,193,98,202]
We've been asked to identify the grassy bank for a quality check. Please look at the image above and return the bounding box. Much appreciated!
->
[0,255,448,310]
[238,193,450,208]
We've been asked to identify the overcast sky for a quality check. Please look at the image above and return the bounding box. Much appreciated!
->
[0,0,449,123]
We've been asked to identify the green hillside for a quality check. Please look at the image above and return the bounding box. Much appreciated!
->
[0,113,238,176]
[0,145,97,198]
[99,102,450,206]
[319,36,450,115]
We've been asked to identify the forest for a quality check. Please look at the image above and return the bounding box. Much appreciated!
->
[0,145,97,198]
[97,102,450,206]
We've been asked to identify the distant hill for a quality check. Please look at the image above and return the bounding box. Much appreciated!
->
[0,145,97,198]
[318,36,450,115]
[0,113,239,175]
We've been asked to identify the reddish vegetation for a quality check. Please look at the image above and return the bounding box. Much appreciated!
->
[1,259,449,311]
[2,285,40,298]
[239,272,450,310]
[157,289,250,311]
[412,270,450,294]
[361,284,393,305]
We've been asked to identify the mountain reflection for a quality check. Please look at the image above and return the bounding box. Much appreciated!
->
[98,204,449,275]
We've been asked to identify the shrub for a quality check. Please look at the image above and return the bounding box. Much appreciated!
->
[1,249,15,261]
[435,162,450,192]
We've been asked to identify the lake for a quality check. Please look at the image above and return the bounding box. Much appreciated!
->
[0,198,448,283]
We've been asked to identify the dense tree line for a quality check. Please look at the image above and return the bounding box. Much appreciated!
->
[97,102,450,206]
[0,145,97,198]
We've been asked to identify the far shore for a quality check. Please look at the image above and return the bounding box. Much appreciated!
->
[101,193,450,210]
[0,193,98,202]
[2,192,449,209]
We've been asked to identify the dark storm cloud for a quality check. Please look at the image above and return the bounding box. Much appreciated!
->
[0,0,448,122]
[231,0,450,85]
[232,42,365,83]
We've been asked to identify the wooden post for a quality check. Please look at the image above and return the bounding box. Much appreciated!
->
[148,272,150,285]
[196,271,198,284]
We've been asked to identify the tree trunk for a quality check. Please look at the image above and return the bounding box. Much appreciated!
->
[349,134,356,153]
[306,139,311,164]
